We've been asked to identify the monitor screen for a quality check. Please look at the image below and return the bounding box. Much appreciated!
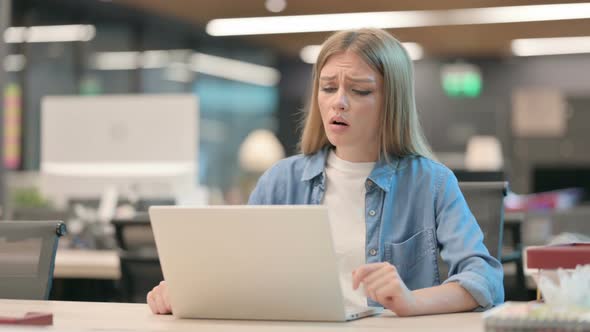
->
[40,94,199,207]
[533,165,590,202]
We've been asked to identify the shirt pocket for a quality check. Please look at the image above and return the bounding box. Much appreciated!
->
[383,228,438,290]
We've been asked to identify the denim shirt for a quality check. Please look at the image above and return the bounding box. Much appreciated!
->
[248,147,504,310]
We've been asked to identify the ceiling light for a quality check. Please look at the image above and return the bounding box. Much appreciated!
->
[299,45,322,64]
[92,49,193,70]
[511,36,590,56]
[207,2,590,36]
[300,42,423,64]
[141,50,171,69]
[3,54,26,72]
[87,49,281,86]
[91,51,140,70]
[402,42,424,61]
[191,53,281,86]
[165,62,194,83]
[265,0,287,13]
[4,25,95,43]
[3,27,26,43]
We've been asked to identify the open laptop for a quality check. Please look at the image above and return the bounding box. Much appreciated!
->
[149,205,382,321]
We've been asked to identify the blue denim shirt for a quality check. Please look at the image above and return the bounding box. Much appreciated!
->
[248,147,504,310]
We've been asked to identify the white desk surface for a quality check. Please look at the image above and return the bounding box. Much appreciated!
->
[54,249,120,280]
[0,299,486,332]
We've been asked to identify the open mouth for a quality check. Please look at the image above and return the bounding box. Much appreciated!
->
[330,117,349,127]
[331,121,348,126]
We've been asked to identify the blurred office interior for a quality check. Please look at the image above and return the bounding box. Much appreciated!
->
[0,0,589,303]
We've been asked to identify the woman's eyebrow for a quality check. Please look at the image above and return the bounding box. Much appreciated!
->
[347,77,376,83]
[320,75,376,83]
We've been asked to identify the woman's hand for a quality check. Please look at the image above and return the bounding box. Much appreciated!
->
[147,280,172,315]
[352,262,417,316]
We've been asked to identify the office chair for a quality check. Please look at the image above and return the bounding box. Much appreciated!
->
[459,181,508,259]
[0,220,66,300]
[111,214,163,303]
[438,182,508,282]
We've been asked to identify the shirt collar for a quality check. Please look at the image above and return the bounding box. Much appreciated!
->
[367,157,402,192]
[301,146,330,182]
[301,146,404,192]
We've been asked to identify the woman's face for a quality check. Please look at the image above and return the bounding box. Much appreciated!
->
[318,51,384,162]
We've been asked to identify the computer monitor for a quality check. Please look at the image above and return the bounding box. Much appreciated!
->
[533,165,589,202]
[452,170,506,182]
[40,94,199,209]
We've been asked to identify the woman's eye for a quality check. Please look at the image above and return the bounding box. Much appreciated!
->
[321,87,337,93]
[353,89,372,96]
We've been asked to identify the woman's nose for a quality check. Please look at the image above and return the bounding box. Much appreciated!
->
[333,88,349,111]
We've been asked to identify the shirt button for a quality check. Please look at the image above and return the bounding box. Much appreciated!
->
[369,248,378,256]
[368,210,376,216]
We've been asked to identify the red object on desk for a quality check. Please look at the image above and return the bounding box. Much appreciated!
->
[526,243,590,269]
[0,312,53,326]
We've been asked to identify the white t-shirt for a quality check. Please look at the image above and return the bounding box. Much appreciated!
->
[322,150,375,307]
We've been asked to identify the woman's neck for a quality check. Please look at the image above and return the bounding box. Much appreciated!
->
[333,146,379,162]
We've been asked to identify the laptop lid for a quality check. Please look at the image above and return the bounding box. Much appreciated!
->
[149,205,375,321]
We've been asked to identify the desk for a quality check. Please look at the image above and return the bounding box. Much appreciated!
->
[54,249,120,279]
[51,250,121,302]
[0,299,486,332]
[52,213,153,280]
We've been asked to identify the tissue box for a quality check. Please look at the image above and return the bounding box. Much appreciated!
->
[526,244,590,309]
[526,243,590,270]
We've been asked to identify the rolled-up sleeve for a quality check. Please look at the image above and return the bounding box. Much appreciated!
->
[435,169,504,310]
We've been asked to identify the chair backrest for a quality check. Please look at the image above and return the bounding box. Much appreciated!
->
[458,181,508,259]
[0,220,66,300]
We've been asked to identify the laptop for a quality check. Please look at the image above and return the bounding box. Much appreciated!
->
[149,205,383,321]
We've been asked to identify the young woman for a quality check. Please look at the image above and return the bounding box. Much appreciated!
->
[148,28,504,316]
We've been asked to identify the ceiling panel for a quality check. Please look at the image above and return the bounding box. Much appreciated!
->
[115,0,590,58]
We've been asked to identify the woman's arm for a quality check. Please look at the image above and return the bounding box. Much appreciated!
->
[411,282,478,315]
[434,168,504,309]
[353,262,478,316]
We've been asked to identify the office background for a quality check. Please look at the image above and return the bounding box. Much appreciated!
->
[1,0,589,303]
[2,0,590,200]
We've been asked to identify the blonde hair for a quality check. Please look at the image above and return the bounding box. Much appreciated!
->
[299,28,435,161]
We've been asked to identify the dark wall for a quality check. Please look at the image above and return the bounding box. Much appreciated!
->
[276,57,312,155]
[414,54,590,193]
[276,54,590,194]
[11,0,590,195]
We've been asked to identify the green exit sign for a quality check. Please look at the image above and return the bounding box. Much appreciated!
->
[441,63,482,98]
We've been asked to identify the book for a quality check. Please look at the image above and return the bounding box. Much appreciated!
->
[0,312,53,326]
[483,302,590,331]
[526,243,590,270]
